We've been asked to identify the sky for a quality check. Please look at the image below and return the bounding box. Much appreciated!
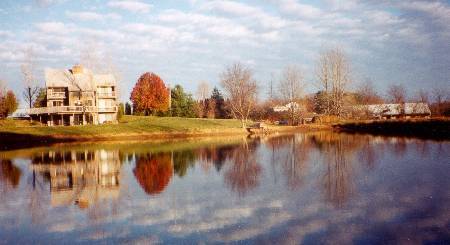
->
[0,0,449,105]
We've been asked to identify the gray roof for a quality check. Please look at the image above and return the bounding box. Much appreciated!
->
[354,103,431,116]
[45,68,116,91]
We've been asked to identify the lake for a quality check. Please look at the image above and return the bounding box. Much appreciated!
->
[0,132,449,244]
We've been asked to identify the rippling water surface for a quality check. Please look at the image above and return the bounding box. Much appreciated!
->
[0,132,449,244]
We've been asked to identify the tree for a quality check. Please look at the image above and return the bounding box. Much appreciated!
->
[387,84,407,104]
[0,90,18,118]
[117,103,125,120]
[355,79,383,105]
[21,48,40,108]
[278,65,305,125]
[431,86,448,116]
[196,81,210,101]
[130,72,170,115]
[125,102,132,115]
[205,98,216,118]
[211,87,227,118]
[415,88,429,104]
[170,84,196,117]
[313,91,328,114]
[33,88,47,108]
[316,47,351,116]
[387,84,407,117]
[220,62,257,128]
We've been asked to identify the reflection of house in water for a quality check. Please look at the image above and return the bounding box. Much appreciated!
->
[31,149,121,208]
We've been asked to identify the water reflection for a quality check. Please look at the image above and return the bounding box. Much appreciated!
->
[266,134,311,190]
[224,140,261,197]
[0,159,21,190]
[0,133,448,243]
[31,149,121,208]
[134,153,172,195]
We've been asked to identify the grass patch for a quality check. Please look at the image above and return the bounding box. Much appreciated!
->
[0,115,244,137]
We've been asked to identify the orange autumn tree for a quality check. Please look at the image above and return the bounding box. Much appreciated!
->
[130,72,170,115]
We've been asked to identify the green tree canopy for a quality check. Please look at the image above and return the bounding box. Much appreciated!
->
[170,84,197,117]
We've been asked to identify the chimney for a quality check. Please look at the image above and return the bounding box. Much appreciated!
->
[72,64,84,74]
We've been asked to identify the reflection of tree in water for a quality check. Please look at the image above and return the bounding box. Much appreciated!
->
[358,136,379,170]
[224,141,261,197]
[0,159,21,189]
[133,153,173,195]
[173,150,196,177]
[193,144,244,172]
[392,138,407,158]
[414,140,430,159]
[310,132,359,207]
[266,135,310,190]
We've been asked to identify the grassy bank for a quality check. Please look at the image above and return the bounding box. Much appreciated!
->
[0,116,244,136]
[0,115,331,150]
[334,118,450,140]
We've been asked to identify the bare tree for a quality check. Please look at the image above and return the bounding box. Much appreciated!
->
[356,78,382,105]
[416,88,429,104]
[220,62,257,128]
[278,65,305,125]
[432,86,448,116]
[268,73,276,105]
[79,43,122,99]
[21,48,40,108]
[196,81,210,101]
[316,47,351,116]
[387,84,407,116]
[387,84,407,104]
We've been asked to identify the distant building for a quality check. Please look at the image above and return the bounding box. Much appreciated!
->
[273,102,303,112]
[27,64,118,126]
[350,103,431,119]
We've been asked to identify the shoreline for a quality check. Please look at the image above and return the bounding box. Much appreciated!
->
[0,124,332,151]
[333,118,450,141]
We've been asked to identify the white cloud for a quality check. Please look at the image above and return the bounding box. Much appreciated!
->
[66,11,121,21]
[0,30,14,39]
[35,22,67,33]
[107,0,152,14]
[278,0,322,19]
[200,1,287,29]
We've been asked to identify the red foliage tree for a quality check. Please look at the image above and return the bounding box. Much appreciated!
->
[130,72,170,115]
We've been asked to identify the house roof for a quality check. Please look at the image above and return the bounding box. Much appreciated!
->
[45,67,116,91]
[273,102,302,112]
[355,103,431,116]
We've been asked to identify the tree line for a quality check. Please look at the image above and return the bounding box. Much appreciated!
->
[1,46,448,123]
[129,46,449,127]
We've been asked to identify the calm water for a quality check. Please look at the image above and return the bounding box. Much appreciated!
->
[0,132,449,244]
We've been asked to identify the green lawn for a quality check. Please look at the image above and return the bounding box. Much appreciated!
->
[0,116,245,137]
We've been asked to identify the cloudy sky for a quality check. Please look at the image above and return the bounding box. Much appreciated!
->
[0,0,449,104]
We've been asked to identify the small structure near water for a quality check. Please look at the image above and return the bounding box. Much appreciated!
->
[246,122,269,134]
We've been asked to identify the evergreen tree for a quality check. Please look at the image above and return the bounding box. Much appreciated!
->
[210,87,226,118]
[125,102,132,115]
[170,85,197,117]
[117,103,125,120]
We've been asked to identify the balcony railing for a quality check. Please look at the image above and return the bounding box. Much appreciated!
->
[98,107,117,113]
[48,92,66,98]
[97,92,116,98]
[27,106,117,115]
